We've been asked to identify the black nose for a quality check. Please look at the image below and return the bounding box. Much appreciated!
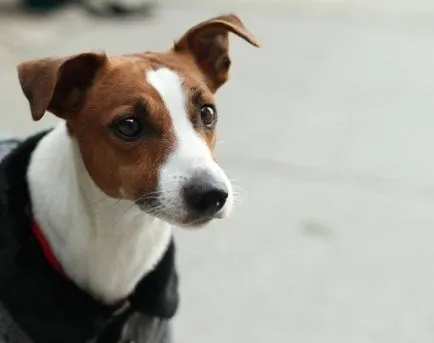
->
[184,180,228,216]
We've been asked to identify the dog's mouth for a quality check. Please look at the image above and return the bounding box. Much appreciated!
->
[134,196,223,228]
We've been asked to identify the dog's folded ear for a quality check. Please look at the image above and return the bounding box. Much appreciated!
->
[17,52,107,121]
[173,14,260,92]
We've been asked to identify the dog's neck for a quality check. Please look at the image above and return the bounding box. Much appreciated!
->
[27,123,172,304]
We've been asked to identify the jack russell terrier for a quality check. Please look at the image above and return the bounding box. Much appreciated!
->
[0,14,259,343]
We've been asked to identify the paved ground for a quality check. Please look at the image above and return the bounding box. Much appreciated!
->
[2,1,434,342]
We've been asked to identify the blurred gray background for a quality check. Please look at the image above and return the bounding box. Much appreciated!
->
[2,0,434,342]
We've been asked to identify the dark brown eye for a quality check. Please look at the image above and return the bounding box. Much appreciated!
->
[200,105,217,129]
[111,117,143,141]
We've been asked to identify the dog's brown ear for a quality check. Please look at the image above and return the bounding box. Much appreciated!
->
[17,52,107,121]
[174,14,259,92]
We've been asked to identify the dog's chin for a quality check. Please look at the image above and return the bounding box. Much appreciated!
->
[156,212,218,229]
[177,216,215,229]
[134,201,221,228]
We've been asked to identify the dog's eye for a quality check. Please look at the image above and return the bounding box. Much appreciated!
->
[111,117,143,141]
[200,105,217,129]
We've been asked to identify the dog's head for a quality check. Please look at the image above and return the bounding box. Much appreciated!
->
[17,14,259,228]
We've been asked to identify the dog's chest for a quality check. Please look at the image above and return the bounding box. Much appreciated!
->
[74,217,172,303]
[30,186,173,304]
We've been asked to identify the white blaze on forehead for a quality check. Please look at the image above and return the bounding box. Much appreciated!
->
[146,67,210,159]
[146,68,187,131]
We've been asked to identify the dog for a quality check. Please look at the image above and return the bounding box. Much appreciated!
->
[0,14,259,343]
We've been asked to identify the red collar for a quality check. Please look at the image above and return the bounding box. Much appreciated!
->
[31,221,63,273]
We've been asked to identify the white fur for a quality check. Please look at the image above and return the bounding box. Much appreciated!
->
[27,123,172,304]
[147,68,233,223]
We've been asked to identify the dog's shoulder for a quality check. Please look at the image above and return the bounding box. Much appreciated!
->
[0,137,20,165]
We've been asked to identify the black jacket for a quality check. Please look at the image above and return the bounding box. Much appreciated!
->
[0,131,179,343]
